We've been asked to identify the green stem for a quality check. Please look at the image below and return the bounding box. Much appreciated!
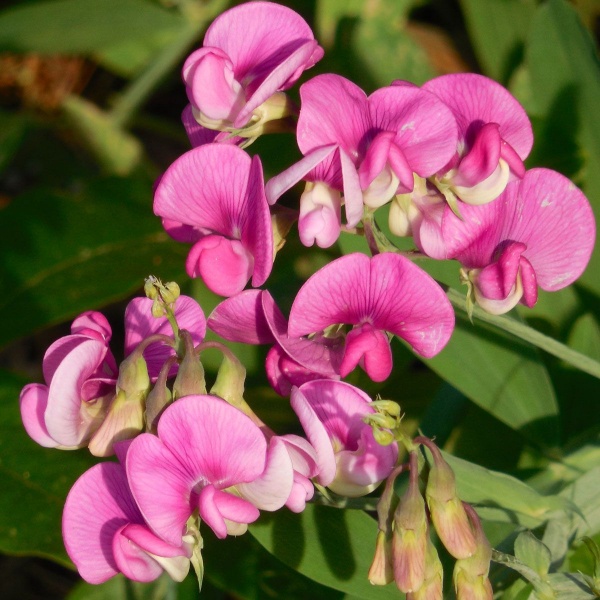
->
[447,287,600,380]
[110,0,229,128]
[310,492,380,511]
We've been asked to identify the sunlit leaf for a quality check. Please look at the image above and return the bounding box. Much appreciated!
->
[250,505,399,600]
[459,0,536,82]
[424,313,559,447]
[526,0,600,295]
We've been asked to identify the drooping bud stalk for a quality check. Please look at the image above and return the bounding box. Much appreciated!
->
[88,350,151,457]
[173,330,206,399]
[368,464,406,586]
[392,451,428,593]
[417,437,477,559]
[453,504,493,600]
[406,536,444,600]
[145,355,177,433]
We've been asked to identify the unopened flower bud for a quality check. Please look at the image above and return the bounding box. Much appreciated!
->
[88,353,150,456]
[371,399,402,417]
[210,350,246,408]
[407,537,444,600]
[144,275,159,300]
[161,281,181,304]
[145,366,173,433]
[271,205,297,255]
[173,331,206,399]
[373,428,395,446]
[393,453,428,593]
[453,504,493,600]
[369,530,394,586]
[424,441,477,559]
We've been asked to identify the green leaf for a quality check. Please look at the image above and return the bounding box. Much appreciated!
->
[568,313,600,361]
[0,176,187,349]
[526,0,600,295]
[0,370,97,564]
[316,0,433,90]
[203,527,348,600]
[459,0,536,82]
[0,0,186,69]
[423,312,560,447]
[439,452,572,526]
[250,505,400,600]
[545,572,597,599]
[514,531,552,577]
[559,466,600,538]
[67,572,220,600]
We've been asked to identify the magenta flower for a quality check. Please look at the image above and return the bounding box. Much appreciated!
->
[266,74,457,245]
[208,289,344,395]
[288,253,455,382]
[154,144,273,297]
[291,380,398,496]
[124,295,206,378]
[20,296,206,452]
[20,311,117,449]
[442,168,596,314]
[63,456,191,584]
[126,395,293,545]
[183,1,323,140]
[422,73,533,206]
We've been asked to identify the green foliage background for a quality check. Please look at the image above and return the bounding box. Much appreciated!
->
[0,0,599,598]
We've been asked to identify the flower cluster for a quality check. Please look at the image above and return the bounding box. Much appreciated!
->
[19,1,596,597]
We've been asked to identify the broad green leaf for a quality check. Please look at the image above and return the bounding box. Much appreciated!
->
[250,505,400,600]
[0,0,185,67]
[203,527,347,600]
[526,0,600,295]
[316,0,433,90]
[67,572,238,600]
[559,466,600,537]
[459,0,536,82]
[545,572,597,599]
[439,452,571,525]
[568,313,600,361]
[0,176,187,349]
[514,531,551,577]
[0,371,96,564]
[424,313,559,447]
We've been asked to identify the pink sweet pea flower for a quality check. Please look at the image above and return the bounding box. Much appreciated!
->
[266,74,458,245]
[422,73,533,206]
[124,295,206,379]
[183,1,323,140]
[208,289,344,395]
[288,253,455,382]
[291,380,398,496]
[126,395,293,545]
[20,311,117,449]
[154,144,273,297]
[63,458,192,584]
[442,168,596,314]
[20,296,206,452]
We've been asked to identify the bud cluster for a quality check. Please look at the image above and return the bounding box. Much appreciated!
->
[369,437,493,600]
